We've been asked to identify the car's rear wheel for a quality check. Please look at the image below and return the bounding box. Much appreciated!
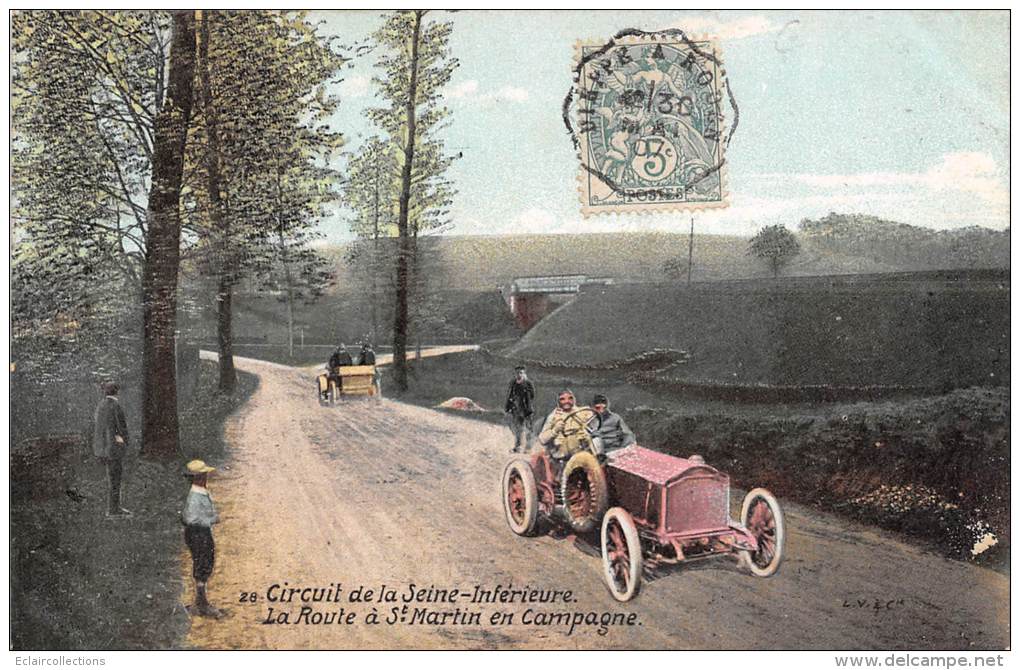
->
[601,507,642,602]
[561,451,609,534]
[738,488,785,577]
[502,459,539,536]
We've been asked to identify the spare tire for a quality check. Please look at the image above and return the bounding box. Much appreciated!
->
[561,451,609,534]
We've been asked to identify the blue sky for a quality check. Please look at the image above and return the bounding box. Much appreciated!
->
[314,10,1009,243]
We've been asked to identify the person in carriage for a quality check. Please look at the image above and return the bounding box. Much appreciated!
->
[323,343,353,399]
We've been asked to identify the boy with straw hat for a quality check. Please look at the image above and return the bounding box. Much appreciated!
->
[182,459,224,618]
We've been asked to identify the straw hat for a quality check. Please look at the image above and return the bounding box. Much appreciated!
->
[185,460,216,476]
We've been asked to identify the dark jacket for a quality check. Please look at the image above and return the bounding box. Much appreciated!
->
[358,349,376,366]
[330,350,354,369]
[596,410,636,452]
[505,379,536,417]
[93,396,129,459]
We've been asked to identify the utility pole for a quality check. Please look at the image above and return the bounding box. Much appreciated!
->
[687,216,695,284]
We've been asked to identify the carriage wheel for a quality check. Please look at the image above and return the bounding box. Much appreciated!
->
[329,380,340,406]
[738,488,785,577]
[502,459,538,536]
[601,507,642,602]
[561,451,609,534]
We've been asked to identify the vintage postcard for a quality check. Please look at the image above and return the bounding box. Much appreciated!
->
[7,7,1011,662]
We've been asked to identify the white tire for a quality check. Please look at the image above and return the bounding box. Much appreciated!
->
[601,507,642,602]
[502,459,539,536]
[738,488,785,577]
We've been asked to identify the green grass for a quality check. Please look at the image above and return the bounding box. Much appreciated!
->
[509,271,1010,390]
[10,361,257,650]
[633,386,1010,567]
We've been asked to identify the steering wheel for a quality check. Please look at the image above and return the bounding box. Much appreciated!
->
[562,407,602,436]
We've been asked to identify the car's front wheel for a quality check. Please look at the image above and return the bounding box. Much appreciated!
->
[502,459,539,536]
[738,488,785,577]
[601,507,642,602]
[561,451,609,534]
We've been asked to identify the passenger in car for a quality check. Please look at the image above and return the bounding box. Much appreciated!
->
[592,393,636,453]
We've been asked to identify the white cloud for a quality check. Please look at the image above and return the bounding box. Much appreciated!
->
[479,85,530,104]
[766,152,1008,209]
[447,80,480,99]
[338,74,370,99]
[448,154,1008,239]
[447,80,529,105]
[511,207,561,233]
[665,15,785,41]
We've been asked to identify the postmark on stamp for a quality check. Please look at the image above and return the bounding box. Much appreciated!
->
[565,29,737,216]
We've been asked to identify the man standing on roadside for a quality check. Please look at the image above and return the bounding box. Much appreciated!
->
[93,380,132,518]
[504,365,536,453]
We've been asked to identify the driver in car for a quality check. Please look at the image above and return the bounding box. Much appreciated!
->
[538,389,589,460]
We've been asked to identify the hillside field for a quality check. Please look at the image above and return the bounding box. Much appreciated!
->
[324,221,1009,291]
[508,270,1010,390]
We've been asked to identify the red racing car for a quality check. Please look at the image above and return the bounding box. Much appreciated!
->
[501,408,785,601]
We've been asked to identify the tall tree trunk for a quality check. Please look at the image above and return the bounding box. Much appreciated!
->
[276,169,296,358]
[410,229,421,366]
[284,264,295,358]
[141,10,197,460]
[371,163,380,344]
[392,10,422,392]
[198,10,235,392]
[216,275,235,382]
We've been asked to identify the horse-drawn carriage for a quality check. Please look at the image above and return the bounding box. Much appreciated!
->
[317,364,381,405]
[500,407,784,601]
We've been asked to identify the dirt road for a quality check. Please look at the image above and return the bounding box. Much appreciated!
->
[184,354,1008,650]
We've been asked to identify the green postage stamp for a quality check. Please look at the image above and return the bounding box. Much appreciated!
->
[569,31,733,215]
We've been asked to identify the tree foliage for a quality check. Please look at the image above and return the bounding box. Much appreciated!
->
[749,224,801,278]
[344,137,399,341]
[12,10,171,332]
[362,10,460,388]
[367,12,458,237]
[184,11,345,281]
[183,11,346,368]
[11,10,347,455]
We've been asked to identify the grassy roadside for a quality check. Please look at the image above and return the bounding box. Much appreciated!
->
[10,361,257,650]
[389,350,1010,569]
